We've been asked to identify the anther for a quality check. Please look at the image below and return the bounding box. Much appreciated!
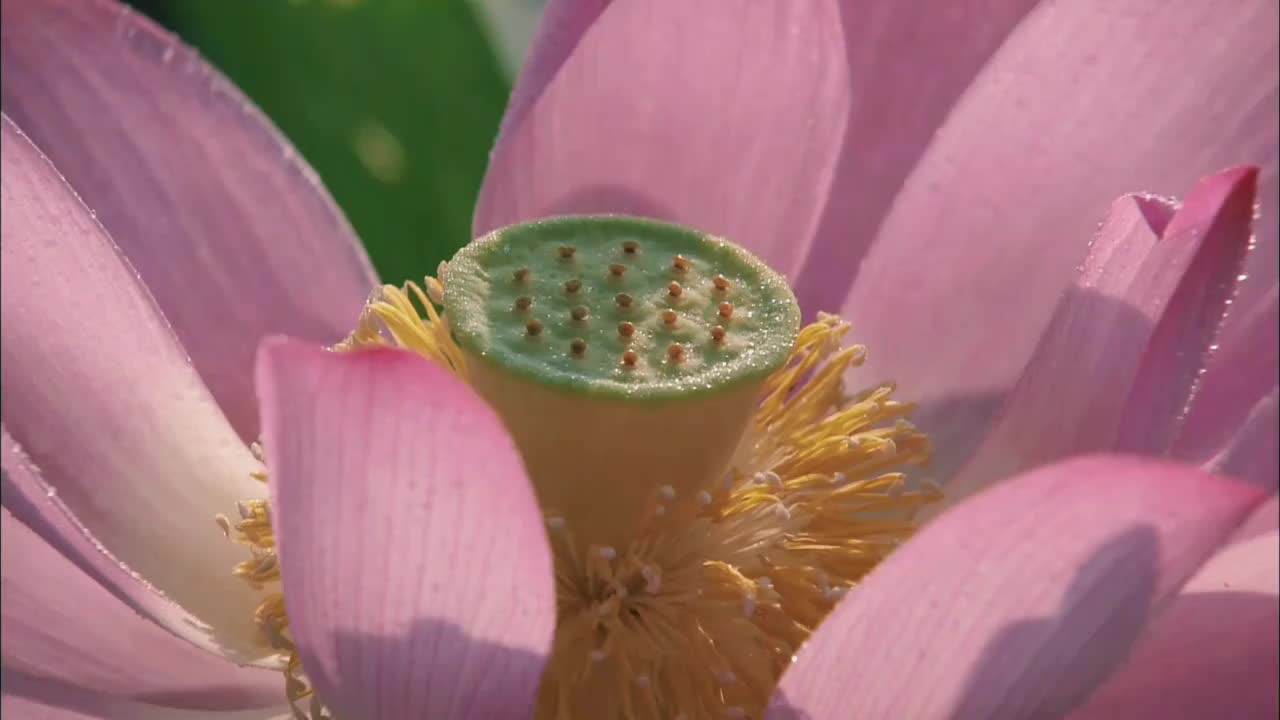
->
[672,255,690,272]
[564,278,582,293]
[697,490,713,507]
[615,293,633,308]
[609,263,627,277]
[618,321,636,338]
[662,309,678,326]
[545,516,566,530]
[622,240,639,254]
[710,325,726,344]
[621,350,639,368]
[668,281,683,298]
[570,338,588,357]
[513,268,530,283]
[514,296,532,311]
[718,301,734,319]
[667,343,685,363]
[634,675,652,689]
[596,546,618,561]
[658,485,676,501]
[558,246,576,259]
[215,514,232,537]
[713,274,730,291]
[571,306,590,321]
[832,472,848,485]
[525,320,543,336]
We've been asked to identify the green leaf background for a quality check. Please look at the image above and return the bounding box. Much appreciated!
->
[128,0,524,282]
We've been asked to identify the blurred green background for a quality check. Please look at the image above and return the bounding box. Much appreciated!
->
[125,0,545,282]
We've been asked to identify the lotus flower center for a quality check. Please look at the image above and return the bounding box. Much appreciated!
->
[224,216,941,718]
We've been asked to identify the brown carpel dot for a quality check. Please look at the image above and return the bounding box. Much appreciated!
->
[570,338,588,357]
[513,268,530,284]
[672,255,691,272]
[618,321,636,338]
[622,240,639,254]
[621,350,639,368]
[514,296,533,311]
[609,264,627,277]
[662,309,678,326]
[710,326,726,344]
[616,293,634,309]
[668,281,683,298]
[718,302,734,319]
[525,320,544,336]
[571,306,590,321]
[667,343,686,363]
[558,246,576,259]
[713,274,730,292]
[565,279,582,294]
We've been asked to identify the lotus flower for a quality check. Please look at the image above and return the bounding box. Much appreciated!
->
[1,0,1276,718]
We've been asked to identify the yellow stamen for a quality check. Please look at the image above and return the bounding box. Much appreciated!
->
[221,272,939,718]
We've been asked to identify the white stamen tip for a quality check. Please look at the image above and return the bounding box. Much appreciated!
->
[741,594,756,617]
[848,436,864,449]
[634,674,652,689]
[545,516,566,530]
[764,471,783,489]
[752,472,768,485]
[236,501,254,519]
[832,472,848,485]
[895,419,916,431]
[596,546,617,561]
[879,439,898,457]
[697,490,713,507]
[641,564,662,594]
[717,671,738,686]
[654,504,668,517]
[657,484,676,500]
[827,586,849,601]
[756,576,774,590]
[589,649,607,663]
[773,503,791,521]
[214,514,232,537]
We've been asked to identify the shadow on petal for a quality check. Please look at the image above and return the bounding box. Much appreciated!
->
[947,526,1158,719]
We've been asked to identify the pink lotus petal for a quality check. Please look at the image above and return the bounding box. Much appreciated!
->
[1070,530,1279,719]
[1,429,280,695]
[838,0,1277,479]
[257,339,555,719]
[943,169,1260,504]
[1116,168,1260,456]
[0,118,271,660]
[478,2,850,277]
[1174,285,1279,485]
[0,0,379,440]
[769,455,1267,719]
[1234,495,1280,544]
[0,672,291,720]
[0,509,279,710]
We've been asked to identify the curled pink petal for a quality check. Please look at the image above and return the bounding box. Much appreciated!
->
[0,0,379,440]
[1070,530,1279,719]
[0,117,269,660]
[1116,167,1260,457]
[839,0,1277,480]
[0,509,278,709]
[945,169,1261,504]
[770,455,1266,719]
[258,339,555,719]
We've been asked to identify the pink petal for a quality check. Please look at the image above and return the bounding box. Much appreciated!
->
[0,118,271,660]
[943,169,1260,505]
[838,0,1277,478]
[0,0,379,440]
[769,455,1267,719]
[0,672,291,720]
[0,509,279,709]
[1234,495,1280,543]
[1174,285,1279,485]
[1070,530,1279,719]
[1116,168,1260,456]
[476,0,1039,279]
[257,339,555,719]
